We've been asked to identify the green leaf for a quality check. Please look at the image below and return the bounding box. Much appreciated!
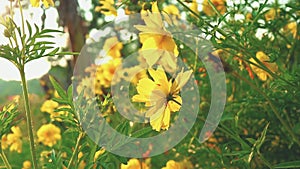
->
[255,123,269,151]
[49,75,68,99]
[131,126,153,138]
[274,161,300,168]
[26,20,32,37]
[52,97,69,105]
[46,47,60,56]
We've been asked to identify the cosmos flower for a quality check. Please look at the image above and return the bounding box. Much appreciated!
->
[134,2,179,71]
[132,67,192,131]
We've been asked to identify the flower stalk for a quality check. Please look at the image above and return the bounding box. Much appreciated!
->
[67,132,84,169]
[0,143,11,169]
[19,67,38,169]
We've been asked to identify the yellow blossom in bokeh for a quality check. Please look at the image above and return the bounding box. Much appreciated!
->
[37,124,61,147]
[121,158,149,169]
[162,159,194,169]
[163,5,180,18]
[95,58,122,88]
[249,51,278,81]
[189,0,199,17]
[103,37,123,59]
[22,160,32,169]
[115,65,148,85]
[94,148,105,161]
[7,126,22,153]
[49,105,70,122]
[132,67,192,131]
[203,0,226,16]
[30,0,54,8]
[1,135,9,150]
[134,2,179,71]
[284,22,298,39]
[40,100,59,114]
[246,13,252,21]
[265,8,278,21]
[95,0,117,16]
[162,160,181,169]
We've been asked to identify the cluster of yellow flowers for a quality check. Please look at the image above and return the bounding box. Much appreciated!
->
[76,36,123,97]
[120,158,193,169]
[40,99,70,122]
[39,97,63,147]
[1,126,22,153]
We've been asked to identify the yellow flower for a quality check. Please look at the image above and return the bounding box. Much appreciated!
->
[202,0,226,16]
[265,8,278,21]
[95,0,117,16]
[1,135,9,150]
[37,124,61,147]
[134,2,179,71]
[115,65,148,85]
[2,104,14,112]
[162,159,194,169]
[162,160,181,169]
[249,51,278,81]
[246,13,252,21]
[132,67,192,131]
[121,158,149,169]
[163,5,180,18]
[284,22,298,39]
[7,126,22,153]
[94,148,105,161]
[189,0,199,17]
[50,105,70,122]
[40,100,59,114]
[95,58,122,88]
[22,160,32,169]
[30,0,54,8]
[103,37,123,59]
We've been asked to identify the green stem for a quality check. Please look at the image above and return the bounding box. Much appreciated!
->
[0,144,11,169]
[67,132,83,169]
[19,68,38,169]
[232,71,300,146]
